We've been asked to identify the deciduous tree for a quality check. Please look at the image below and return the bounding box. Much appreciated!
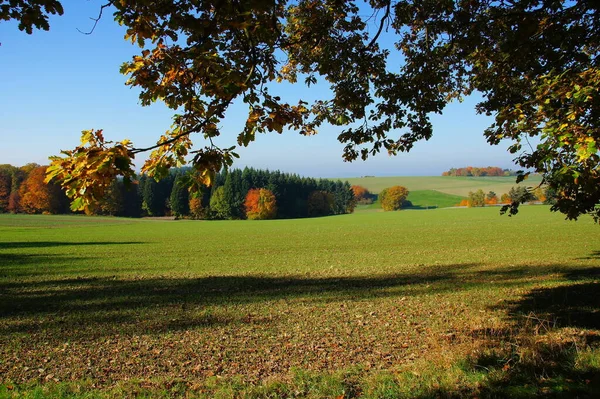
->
[380,186,410,211]
[244,188,277,220]
[351,185,372,205]
[467,189,486,207]
[19,166,68,214]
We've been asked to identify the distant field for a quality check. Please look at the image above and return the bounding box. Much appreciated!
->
[356,190,465,211]
[343,175,543,197]
[1,209,599,398]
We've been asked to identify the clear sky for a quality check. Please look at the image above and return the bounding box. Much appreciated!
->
[0,1,520,177]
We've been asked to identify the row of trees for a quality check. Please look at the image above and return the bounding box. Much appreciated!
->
[351,184,411,211]
[0,164,70,214]
[442,167,518,177]
[188,168,356,220]
[462,187,552,208]
[1,164,355,220]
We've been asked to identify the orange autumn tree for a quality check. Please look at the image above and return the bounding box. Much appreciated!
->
[351,185,372,204]
[245,188,277,220]
[485,191,499,205]
[19,166,68,214]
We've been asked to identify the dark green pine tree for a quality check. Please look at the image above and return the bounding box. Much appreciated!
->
[230,169,246,219]
[221,172,236,219]
[121,180,143,217]
[143,176,173,216]
[170,176,190,217]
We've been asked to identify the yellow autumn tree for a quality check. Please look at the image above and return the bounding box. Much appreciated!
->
[379,186,409,211]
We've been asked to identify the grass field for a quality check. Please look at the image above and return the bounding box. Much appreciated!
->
[343,175,544,197]
[357,190,466,211]
[1,208,599,398]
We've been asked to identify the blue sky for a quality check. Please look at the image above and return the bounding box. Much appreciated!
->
[0,1,520,177]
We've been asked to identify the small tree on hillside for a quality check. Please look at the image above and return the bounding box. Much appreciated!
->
[467,189,486,207]
[380,186,410,211]
[485,191,499,205]
[245,188,277,220]
[351,185,372,205]
[508,186,535,204]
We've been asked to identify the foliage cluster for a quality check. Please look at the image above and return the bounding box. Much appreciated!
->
[379,185,410,211]
[351,185,374,205]
[442,166,517,177]
[0,164,69,215]
[245,188,277,220]
[462,187,552,207]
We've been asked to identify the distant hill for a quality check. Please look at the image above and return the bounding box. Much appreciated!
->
[342,175,543,197]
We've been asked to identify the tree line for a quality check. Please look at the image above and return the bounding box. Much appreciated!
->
[0,164,355,220]
[442,166,518,177]
[460,187,555,208]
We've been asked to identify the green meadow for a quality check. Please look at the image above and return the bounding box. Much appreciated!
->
[1,207,599,398]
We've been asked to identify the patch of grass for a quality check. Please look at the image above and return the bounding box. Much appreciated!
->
[0,207,599,397]
[355,190,465,211]
[406,190,466,209]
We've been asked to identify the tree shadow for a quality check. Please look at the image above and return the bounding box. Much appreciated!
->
[2,262,599,341]
[0,241,145,250]
[440,266,600,397]
[507,282,600,330]
[577,250,600,260]
[404,205,439,210]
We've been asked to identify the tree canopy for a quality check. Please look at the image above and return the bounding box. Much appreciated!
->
[3,0,599,221]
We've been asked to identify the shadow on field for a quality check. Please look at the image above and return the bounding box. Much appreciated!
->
[578,250,600,260]
[424,265,600,398]
[0,253,79,268]
[404,205,439,210]
[0,241,144,250]
[2,259,600,340]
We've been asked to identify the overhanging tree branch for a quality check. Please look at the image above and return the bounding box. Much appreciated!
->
[76,1,114,35]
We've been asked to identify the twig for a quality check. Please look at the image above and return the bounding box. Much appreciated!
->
[77,1,114,35]
[367,1,391,49]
